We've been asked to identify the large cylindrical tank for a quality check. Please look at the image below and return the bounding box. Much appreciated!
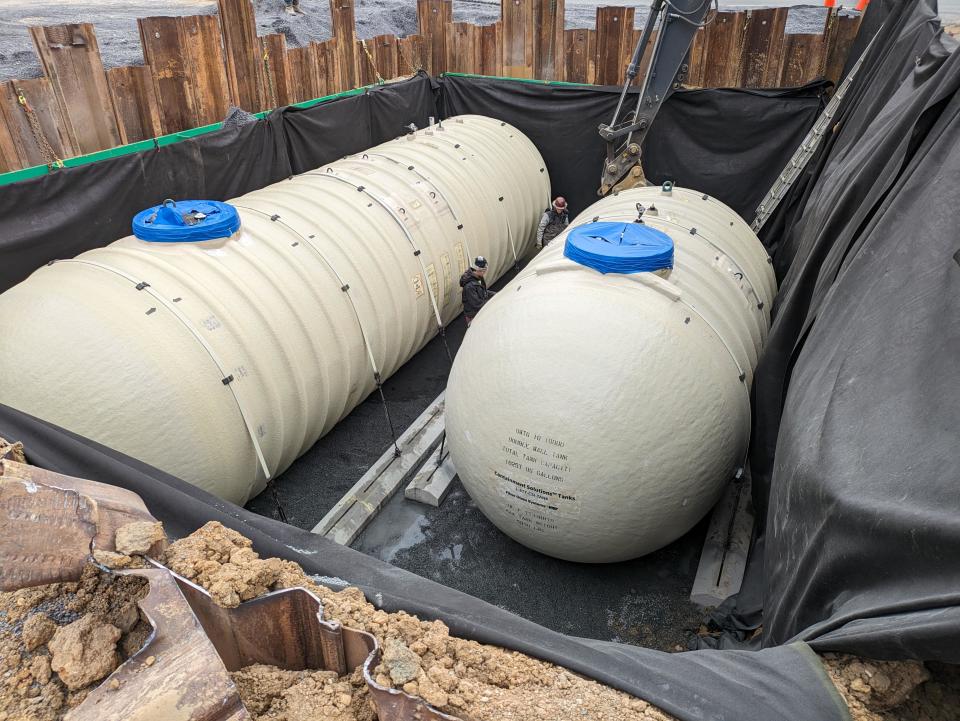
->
[446,184,775,563]
[0,115,549,504]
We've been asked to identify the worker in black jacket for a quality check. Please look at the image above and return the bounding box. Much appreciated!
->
[460,256,495,327]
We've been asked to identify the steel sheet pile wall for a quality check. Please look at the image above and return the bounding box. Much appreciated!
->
[447,186,775,562]
[0,115,548,503]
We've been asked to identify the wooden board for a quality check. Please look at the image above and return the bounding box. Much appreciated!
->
[138,17,197,134]
[286,45,316,103]
[480,23,503,77]
[687,26,707,87]
[501,0,534,78]
[701,11,747,88]
[594,6,634,86]
[822,12,862,87]
[778,33,825,87]
[563,28,594,84]
[260,33,294,108]
[316,39,341,96]
[180,14,231,122]
[417,0,452,75]
[446,22,481,74]
[29,23,120,155]
[0,78,76,170]
[533,0,564,81]
[736,7,788,88]
[398,34,427,74]
[218,0,265,111]
[106,65,163,144]
[330,0,358,90]
[372,34,399,80]
[635,28,657,82]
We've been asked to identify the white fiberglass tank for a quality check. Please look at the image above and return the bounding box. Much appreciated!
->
[446,184,776,563]
[0,115,548,504]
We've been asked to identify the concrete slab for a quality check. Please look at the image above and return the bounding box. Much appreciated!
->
[689,478,753,608]
[404,443,457,507]
[312,393,446,545]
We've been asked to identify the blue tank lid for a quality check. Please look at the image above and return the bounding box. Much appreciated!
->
[132,199,241,242]
[563,221,674,274]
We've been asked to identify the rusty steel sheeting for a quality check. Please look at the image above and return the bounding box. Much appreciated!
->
[0,460,462,721]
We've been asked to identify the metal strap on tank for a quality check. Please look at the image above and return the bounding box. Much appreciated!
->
[588,213,765,312]
[354,152,476,269]
[306,170,453,361]
[49,258,272,480]
[230,203,402,457]
[411,133,521,267]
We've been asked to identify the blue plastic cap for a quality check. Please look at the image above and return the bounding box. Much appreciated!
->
[133,199,241,242]
[563,222,674,274]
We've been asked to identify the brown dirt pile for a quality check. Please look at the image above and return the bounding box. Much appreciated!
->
[165,521,674,721]
[822,654,960,721]
[0,564,151,721]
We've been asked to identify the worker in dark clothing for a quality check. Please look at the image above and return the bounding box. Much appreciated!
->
[283,0,305,16]
[460,256,495,327]
[536,196,570,249]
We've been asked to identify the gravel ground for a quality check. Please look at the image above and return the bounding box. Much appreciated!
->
[0,0,854,83]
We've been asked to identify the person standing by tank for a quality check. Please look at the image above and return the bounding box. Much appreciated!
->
[536,196,570,249]
[460,256,495,327]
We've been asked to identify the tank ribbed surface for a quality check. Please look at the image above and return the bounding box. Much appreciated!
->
[446,185,775,563]
[0,115,549,503]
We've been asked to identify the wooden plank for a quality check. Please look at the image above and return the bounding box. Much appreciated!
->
[372,33,399,80]
[736,7,788,88]
[398,33,428,74]
[261,33,294,107]
[313,393,446,545]
[0,78,76,169]
[687,26,707,87]
[0,101,21,172]
[501,0,534,78]
[822,12,862,87]
[138,17,197,134]
[286,45,317,102]
[701,10,747,88]
[218,0,266,111]
[480,23,503,77]
[106,65,163,144]
[330,0,358,89]
[417,0,452,75]
[777,33,824,87]
[594,6,634,86]
[356,40,376,86]
[29,23,120,154]
[534,0,564,81]
[635,28,657,81]
[316,39,341,95]
[446,22,481,74]
[180,14,231,122]
[564,28,590,83]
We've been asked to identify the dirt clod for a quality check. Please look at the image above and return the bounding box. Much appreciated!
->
[115,521,165,556]
[22,614,57,651]
[48,615,122,691]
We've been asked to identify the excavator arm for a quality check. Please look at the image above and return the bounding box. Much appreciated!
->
[598,0,715,196]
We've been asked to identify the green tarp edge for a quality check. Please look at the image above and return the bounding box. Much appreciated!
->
[0,84,372,189]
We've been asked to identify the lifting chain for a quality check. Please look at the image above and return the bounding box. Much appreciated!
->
[262,47,278,109]
[15,86,63,169]
[360,39,385,84]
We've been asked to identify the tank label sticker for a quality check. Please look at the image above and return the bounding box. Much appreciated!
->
[440,253,452,307]
[494,428,579,534]
[454,243,466,275]
[412,273,425,298]
[426,263,439,306]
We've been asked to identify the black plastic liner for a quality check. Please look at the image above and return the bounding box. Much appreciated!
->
[735,0,960,662]
[0,403,847,721]
[440,75,829,221]
[2,16,956,714]
[0,73,826,294]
